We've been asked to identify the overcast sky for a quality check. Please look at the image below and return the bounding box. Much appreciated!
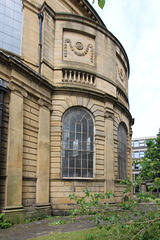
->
[88,0,160,138]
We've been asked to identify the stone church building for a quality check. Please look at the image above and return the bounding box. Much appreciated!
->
[0,0,133,219]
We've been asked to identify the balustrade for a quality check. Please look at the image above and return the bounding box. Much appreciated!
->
[62,69,95,86]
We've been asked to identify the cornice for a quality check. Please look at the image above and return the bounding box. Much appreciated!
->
[0,50,132,121]
[55,13,129,72]
[40,1,56,19]
[0,50,54,92]
[23,1,129,77]
[23,0,39,14]
[114,101,133,125]
[71,0,105,26]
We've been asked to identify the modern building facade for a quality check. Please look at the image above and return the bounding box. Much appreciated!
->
[132,136,155,194]
[0,0,133,219]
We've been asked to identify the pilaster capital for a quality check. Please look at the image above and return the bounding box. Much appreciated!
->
[38,98,44,106]
[104,110,114,121]
[7,82,28,98]
[21,90,28,98]
[7,82,15,91]
[38,98,52,111]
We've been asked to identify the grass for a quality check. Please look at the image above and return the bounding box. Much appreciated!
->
[148,197,160,203]
[48,219,67,226]
[30,223,160,240]
[30,227,107,240]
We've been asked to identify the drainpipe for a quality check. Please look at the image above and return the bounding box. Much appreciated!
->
[38,12,44,74]
[0,79,7,159]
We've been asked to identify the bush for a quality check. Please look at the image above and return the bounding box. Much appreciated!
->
[0,213,12,229]
[69,186,160,239]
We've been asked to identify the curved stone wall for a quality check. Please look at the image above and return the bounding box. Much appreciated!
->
[0,0,133,219]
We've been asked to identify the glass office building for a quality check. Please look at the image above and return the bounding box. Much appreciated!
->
[132,136,155,194]
[0,0,23,55]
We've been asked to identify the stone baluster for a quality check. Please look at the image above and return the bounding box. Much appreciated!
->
[77,72,81,83]
[62,70,96,87]
[86,74,89,84]
[91,75,93,84]
[69,70,72,82]
[82,72,85,84]
[72,70,76,82]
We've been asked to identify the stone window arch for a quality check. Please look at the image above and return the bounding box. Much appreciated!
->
[118,122,127,179]
[62,107,94,178]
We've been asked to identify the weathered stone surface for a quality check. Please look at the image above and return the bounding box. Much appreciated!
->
[0,0,133,219]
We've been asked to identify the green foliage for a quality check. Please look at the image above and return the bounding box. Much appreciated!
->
[92,0,105,9]
[45,215,53,219]
[140,132,160,185]
[29,227,113,240]
[86,233,94,240]
[55,215,62,219]
[69,183,160,239]
[0,213,12,229]
[24,218,31,224]
[28,130,160,239]
[69,189,114,225]
[48,219,67,226]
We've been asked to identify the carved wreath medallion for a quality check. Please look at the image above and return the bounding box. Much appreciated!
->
[75,42,84,50]
[64,39,94,63]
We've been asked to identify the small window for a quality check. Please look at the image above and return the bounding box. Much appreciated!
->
[144,140,147,146]
[118,122,127,179]
[134,152,139,158]
[139,140,144,147]
[135,163,139,169]
[140,151,144,158]
[134,141,139,147]
[62,107,94,178]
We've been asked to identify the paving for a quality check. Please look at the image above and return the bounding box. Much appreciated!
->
[0,215,96,240]
[0,203,157,240]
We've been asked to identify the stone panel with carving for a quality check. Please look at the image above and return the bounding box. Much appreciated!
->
[116,58,127,89]
[63,31,95,66]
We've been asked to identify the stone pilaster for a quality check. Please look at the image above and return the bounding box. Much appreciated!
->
[4,91,24,212]
[104,109,115,198]
[36,101,50,209]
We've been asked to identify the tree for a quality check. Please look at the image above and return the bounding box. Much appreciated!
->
[69,131,160,239]
[139,131,160,192]
[92,0,106,9]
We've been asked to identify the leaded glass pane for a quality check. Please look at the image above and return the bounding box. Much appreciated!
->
[69,159,74,168]
[62,168,68,177]
[76,124,81,132]
[88,169,93,178]
[118,123,127,179]
[69,169,74,177]
[82,159,87,168]
[62,107,94,178]
[82,169,87,177]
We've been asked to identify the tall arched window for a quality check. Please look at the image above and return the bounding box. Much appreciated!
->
[62,107,94,178]
[118,122,127,179]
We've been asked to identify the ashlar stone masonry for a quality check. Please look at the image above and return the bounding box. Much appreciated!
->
[0,0,133,219]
